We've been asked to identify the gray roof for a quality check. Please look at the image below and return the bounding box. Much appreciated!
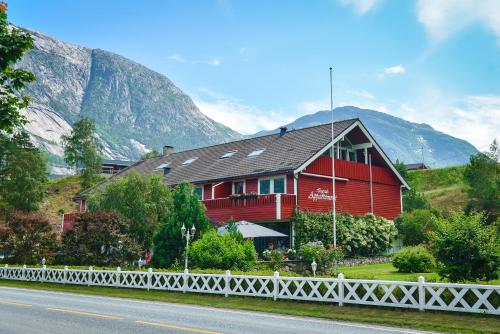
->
[115,118,357,185]
[77,119,358,198]
[102,159,135,167]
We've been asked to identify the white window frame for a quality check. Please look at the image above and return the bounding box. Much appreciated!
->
[248,148,266,157]
[258,175,287,195]
[193,186,204,201]
[232,180,246,195]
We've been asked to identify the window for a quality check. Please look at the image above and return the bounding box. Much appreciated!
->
[182,157,198,165]
[259,176,286,194]
[233,181,245,194]
[220,150,237,159]
[248,148,265,157]
[349,151,357,162]
[259,179,271,194]
[273,177,285,194]
[193,187,203,200]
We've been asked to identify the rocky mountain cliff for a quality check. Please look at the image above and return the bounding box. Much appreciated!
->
[254,106,478,168]
[18,28,242,173]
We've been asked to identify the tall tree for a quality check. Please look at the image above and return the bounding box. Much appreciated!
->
[153,181,211,268]
[0,2,35,133]
[88,173,172,250]
[0,132,48,213]
[62,117,103,189]
[463,139,499,223]
[140,150,161,160]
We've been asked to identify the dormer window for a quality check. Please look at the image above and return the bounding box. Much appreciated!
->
[248,148,265,157]
[155,163,169,170]
[182,157,198,165]
[220,150,237,159]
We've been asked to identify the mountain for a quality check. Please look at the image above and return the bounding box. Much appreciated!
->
[254,106,477,168]
[17,28,242,174]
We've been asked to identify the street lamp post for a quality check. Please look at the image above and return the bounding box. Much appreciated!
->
[311,259,317,277]
[181,223,196,271]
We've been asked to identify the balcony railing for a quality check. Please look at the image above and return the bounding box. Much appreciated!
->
[203,194,296,223]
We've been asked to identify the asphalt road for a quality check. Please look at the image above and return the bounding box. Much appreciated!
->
[0,286,435,334]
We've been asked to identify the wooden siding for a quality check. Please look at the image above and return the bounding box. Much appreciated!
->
[213,181,232,198]
[305,156,400,186]
[297,173,401,220]
[203,184,212,200]
[246,178,258,193]
[286,174,295,194]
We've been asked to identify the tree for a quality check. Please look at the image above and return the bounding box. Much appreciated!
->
[0,211,57,264]
[0,3,36,133]
[0,132,48,212]
[431,212,499,282]
[140,150,161,160]
[463,139,499,223]
[62,117,103,189]
[88,172,172,250]
[395,209,439,246]
[152,181,211,268]
[62,211,141,266]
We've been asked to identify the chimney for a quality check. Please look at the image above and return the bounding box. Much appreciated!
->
[279,126,287,137]
[163,145,174,156]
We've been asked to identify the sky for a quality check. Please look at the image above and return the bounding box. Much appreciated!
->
[9,0,500,149]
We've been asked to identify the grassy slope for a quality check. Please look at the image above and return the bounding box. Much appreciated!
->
[40,176,81,226]
[0,280,498,334]
[408,165,469,211]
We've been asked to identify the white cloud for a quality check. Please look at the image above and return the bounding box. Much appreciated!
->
[339,0,381,15]
[384,64,406,75]
[194,93,293,134]
[167,54,221,66]
[352,90,375,99]
[417,0,500,45]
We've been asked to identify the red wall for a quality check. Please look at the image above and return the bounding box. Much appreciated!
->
[286,174,295,194]
[213,182,232,198]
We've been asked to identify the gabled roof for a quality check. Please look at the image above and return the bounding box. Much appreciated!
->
[77,118,408,198]
[106,119,357,186]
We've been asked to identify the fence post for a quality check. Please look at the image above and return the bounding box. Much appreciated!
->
[116,267,121,287]
[338,273,344,306]
[63,265,68,284]
[147,268,153,291]
[88,266,93,286]
[183,269,190,293]
[418,276,425,311]
[273,271,280,301]
[22,265,26,281]
[41,265,46,283]
[225,270,231,297]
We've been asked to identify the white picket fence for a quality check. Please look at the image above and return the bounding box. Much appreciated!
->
[0,265,498,315]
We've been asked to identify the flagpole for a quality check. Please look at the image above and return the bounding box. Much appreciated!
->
[330,67,337,274]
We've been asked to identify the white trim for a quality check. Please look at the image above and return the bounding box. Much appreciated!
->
[294,121,358,174]
[352,143,373,150]
[400,185,404,213]
[258,175,287,195]
[194,186,204,201]
[293,120,410,189]
[232,180,246,195]
[276,193,281,220]
[300,172,349,182]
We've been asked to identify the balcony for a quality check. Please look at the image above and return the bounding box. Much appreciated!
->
[203,194,296,224]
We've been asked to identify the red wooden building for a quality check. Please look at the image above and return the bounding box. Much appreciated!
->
[75,119,409,246]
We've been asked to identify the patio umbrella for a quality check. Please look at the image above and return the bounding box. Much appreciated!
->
[217,220,287,239]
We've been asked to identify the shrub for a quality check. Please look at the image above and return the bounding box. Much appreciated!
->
[395,209,439,246]
[299,241,344,273]
[392,246,435,273]
[431,212,499,282]
[262,248,285,271]
[188,230,257,271]
[293,211,397,257]
[62,211,141,266]
[0,211,57,264]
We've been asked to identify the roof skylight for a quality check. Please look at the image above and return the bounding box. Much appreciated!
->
[248,148,265,157]
[220,150,237,159]
[182,157,198,165]
[155,163,169,170]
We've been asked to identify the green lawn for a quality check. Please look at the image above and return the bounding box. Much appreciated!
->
[0,279,498,334]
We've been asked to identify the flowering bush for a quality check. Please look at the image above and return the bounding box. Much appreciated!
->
[262,248,285,270]
[299,241,343,273]
[293,211,397,257]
